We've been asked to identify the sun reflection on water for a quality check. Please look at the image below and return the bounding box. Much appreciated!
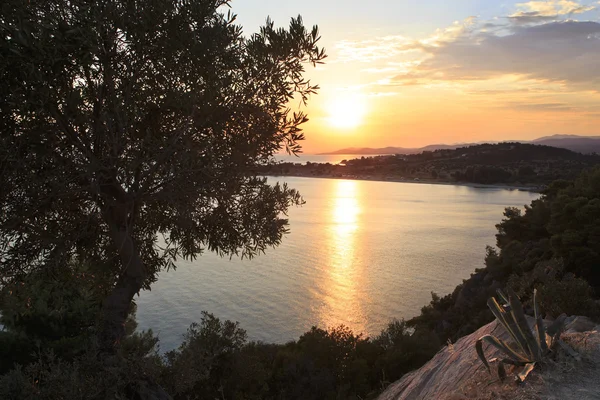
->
[319,180,366,334]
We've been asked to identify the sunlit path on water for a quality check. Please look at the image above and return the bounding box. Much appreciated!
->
[319,180,367,334]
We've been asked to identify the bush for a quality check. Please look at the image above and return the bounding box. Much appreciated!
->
[537,276,599,319]
[374,320,440,386]
[0,332,164,400]
[162,312,248,399]
[0,262,107,373]
[157,316,440,400]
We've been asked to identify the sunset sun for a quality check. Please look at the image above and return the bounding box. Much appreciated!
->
[327,95,366,129]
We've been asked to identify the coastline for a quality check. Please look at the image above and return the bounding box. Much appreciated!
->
[265,173,542,192]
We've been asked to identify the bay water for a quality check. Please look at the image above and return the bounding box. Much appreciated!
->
[136,177,539,351]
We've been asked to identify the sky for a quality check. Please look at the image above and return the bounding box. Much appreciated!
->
[229,1,600,153]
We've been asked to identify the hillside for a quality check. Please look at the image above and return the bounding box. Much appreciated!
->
[266,142,600,186]
[533,136,600,154]
[320,135,600,155]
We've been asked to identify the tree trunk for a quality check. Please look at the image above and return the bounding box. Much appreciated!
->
[100,204,171,398]
[100,206,147,352]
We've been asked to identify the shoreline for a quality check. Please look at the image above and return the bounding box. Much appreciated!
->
[265,173,542,192]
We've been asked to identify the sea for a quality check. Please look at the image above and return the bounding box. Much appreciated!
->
[135,177,539,351]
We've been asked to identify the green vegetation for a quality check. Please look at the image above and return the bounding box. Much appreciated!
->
[263,142,600,186]
[1,287,440,399]
[1,0,324,351]
[476,288,577,383]
[408,167,600,345]
[0,262,107,374]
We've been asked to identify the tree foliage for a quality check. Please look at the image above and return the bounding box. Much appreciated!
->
[409,167,600,343]
[1,311,439,400]
[0,262,104,373]
[0,0,325,347]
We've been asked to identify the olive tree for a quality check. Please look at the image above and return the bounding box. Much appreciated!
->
[0,0,325,349]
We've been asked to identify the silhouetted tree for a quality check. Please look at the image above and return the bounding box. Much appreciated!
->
[0,0,325,350]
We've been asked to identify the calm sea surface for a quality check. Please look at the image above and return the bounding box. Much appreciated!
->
[136,177,539,351]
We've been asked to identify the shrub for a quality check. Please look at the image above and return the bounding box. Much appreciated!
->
[0,332,164,400]
[162,312,248,399]
[476,288,578,382]
[537,276,599,319]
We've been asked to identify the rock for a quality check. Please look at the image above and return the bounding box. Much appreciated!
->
[377,318,513,400]
[564,316,596,333]
[378,316,600,400]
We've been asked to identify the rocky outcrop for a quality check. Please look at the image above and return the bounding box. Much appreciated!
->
[378,317,600,400]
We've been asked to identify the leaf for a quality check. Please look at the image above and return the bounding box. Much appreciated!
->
[498,361,507,381]
[546,313,567,338]
[516,362,535,382]
[496,288,510,306]
[477,335,530,369]
[476,338,491,373]
[499,358,528,366]
[487,297,529,356]
[556,339,580,361]
[507,288,542,360]
[533,289,548,353]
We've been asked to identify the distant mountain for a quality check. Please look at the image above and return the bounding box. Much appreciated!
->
[319,134,600,155]
[533,134,600,141]
[532,135,600,154]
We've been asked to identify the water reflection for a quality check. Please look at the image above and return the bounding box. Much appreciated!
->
[320,180,366,333]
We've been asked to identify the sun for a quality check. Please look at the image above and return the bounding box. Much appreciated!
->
[327,94,366,129]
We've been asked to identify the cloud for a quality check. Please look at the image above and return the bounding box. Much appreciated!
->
[362,67,400,74]
[515,0,595,16]
[332,0,600,100]
[420,16,477,48]
[333,17,478,63]
[465,88,542,95]
[334,35,416,63]
[366,92,399,97]
[375,76,421,86]
[508,102,575,112]
[508,0,596,24]
[391,20,600,89]
[507,11,558,24]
